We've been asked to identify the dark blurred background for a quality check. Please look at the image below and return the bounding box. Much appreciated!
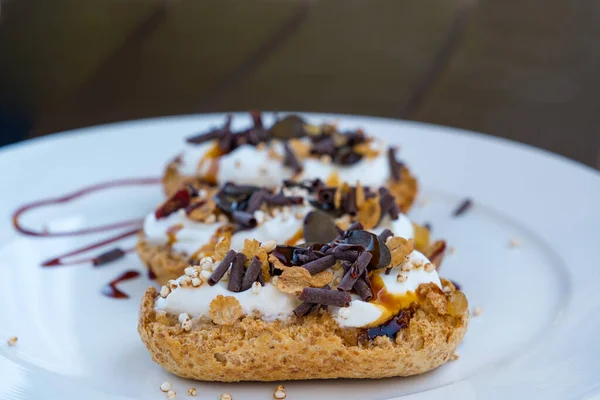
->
[1,0,599,169]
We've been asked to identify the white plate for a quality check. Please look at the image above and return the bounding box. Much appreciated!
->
[1,113,599,400]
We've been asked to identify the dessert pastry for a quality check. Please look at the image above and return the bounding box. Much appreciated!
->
[163,112,418,212]
[138,223,468,381]
[137,179,444,286]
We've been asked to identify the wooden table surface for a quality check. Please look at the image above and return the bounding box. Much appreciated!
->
[1,0,599,169]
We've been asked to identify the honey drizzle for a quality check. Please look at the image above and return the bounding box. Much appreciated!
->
[367,273,418,327]
[284,228,304,246]
[197,143,223,185]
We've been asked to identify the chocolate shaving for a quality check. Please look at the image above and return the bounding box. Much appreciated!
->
[354,278,373,301]
[451,280,461,290]
[452,198,473,217]
[250,110,263,128]
[347,221,364,232]
[378,229,393,243]
[317,188,336,203]
[293,302,318,317]
[302,255,337,275]
[232,211,257,228]
[423,222,432,232]
[366,306,415,340]
[427,240,447,268]
[208,250,237,285]
[299,287,351,307]
[327,247,361,262]
[283,143,303,173]
[387,147,404,182]
[185,115,232,144]
[378,187,395,217]
[311,136,335,156]
[333,243,365,251]
[304,210,339,243]
[92,248,126,267]
[337,252,372,291]
[264,193,304,207]
[222,183,261,196]
[241,256,262,291]
[388,201,400,220]
[227,252,247,292]
[343,188,358,215]
[270,115,306,140]
[245,190,267,214]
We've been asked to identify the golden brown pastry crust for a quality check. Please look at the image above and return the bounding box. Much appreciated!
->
[138,287,468,382]
[137,238,189,286]
[163,161,419,213]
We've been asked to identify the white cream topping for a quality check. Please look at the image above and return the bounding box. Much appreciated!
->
[178,142,213,176]
[155,281,300,322]
[301,151,389,187]
[332,251,441,328]
[371,214,415,240]
[229,207,307,250]
[144,206,414,256]
[177,138,392,187]
[156,250,441,329]
[143,210,220,256]
[215,143,296,187]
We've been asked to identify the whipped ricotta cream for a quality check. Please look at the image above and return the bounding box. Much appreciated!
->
[144,206,414,256]
[143,210,220,256]
[177,138,392,188]
[229,206,308,250]
[332,251,441,328]
[155,250,441,329]
[155,280,300,322]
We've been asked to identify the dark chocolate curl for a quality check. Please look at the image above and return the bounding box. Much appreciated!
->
[367,306,415,340]
[293,302,317,317]
[283,143,303,173]
[378,187,395,216]
[387,146,404,182]
[347,221,364,232]
[232,211,257,228]
[227,253,247,292]
[92,248,126,267]
[186,115,231,144]
[354,278,373,301]
[250,110,263,128]
[185,129,222,145]
[208,250,237,285]
[299,287,351,307]
[245,190,267,214]
[302,255,337,275]
[378,229,393,243]
[388,201,400,220]
[241,256,263,291]
[327,246,360,262]
[264,193,304,206]
[452,198,473,217]
[337,252,372,291]
[343,189,358,215]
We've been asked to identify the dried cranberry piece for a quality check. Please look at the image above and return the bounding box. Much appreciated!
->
[155,188,191,219]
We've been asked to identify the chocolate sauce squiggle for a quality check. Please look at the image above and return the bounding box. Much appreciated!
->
[12,177,160,237]
[11,177,160,267]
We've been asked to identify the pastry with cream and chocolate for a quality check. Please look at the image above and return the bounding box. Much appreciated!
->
[138,222,468,381]
[137,180,443,286]
[163,113,418,213]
